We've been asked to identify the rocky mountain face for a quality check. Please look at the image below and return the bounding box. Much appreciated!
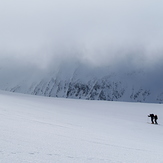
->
[0,65,162,103]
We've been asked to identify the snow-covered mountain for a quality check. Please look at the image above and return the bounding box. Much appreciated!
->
[0,63,162,103]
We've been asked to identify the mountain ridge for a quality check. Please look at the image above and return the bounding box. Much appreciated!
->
[0,64,162,103]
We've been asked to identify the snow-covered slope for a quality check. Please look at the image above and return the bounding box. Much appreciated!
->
[0,90,163,163]
[0,63,163,103]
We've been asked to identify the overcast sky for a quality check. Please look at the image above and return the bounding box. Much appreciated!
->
[0,0,163,70]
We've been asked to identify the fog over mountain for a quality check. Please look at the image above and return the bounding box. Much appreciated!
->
[0,0,163,103]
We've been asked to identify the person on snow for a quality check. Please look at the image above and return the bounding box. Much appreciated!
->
[148,114,154,124]
[154,115,158,124]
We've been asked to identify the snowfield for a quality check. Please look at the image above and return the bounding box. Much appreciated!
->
[0,90,163,163]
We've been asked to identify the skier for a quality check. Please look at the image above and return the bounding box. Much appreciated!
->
[148,114,154,124]
[154,115,158,124]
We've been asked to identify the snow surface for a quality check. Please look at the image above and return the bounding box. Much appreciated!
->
[0,90,163,163]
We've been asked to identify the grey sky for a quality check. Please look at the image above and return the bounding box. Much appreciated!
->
[0,0,163,69]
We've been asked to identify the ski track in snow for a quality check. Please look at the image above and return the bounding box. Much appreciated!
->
[0,90,163,163]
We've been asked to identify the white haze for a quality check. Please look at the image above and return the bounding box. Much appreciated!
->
[0,0,163,71]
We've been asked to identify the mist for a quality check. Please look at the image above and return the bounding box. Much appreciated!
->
[0,0,163,73]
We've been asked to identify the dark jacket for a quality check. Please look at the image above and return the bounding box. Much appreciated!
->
[148,114,154,118]
[154,115,158,120]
